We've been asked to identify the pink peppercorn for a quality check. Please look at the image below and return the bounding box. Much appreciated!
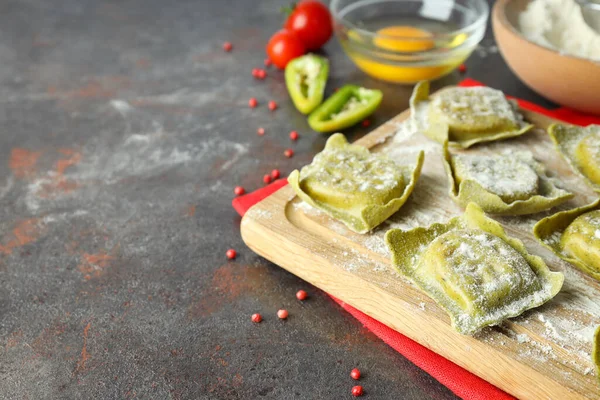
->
[234,186,245,196]
[251,313,262,323]
[296,290,308,301]
[226,249,237,260]
[351,386,364,397]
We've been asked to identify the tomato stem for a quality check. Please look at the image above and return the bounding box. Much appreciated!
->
[280,2,296,17]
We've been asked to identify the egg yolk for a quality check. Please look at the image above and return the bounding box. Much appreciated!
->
[344,25,469,83]
[373,26,435,52]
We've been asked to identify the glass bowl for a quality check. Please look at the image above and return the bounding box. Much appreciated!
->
[330,0,489,84]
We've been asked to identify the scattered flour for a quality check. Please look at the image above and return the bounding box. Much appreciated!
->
[42,210,88,223]
[134,87,221,107]
[123,134,151,145]
[219,143,249,171]
[538,313,546,323]
[363,235,390,257]
[517,333,530,344]
[244,208,272,221]
[23,135,247,213]
[386,119,439,160]
[385,206,442,230]
[0,176,14,200]
[108,138,244,182]
[393,119,418,143]
[110,99,132,115]
[293,200,322,216]
[343,248,371,272]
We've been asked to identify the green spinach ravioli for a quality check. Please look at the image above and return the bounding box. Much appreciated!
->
[288,133,424,234]
[409,81,533,148]
[442,142,573,215]
[548,123,600,192]
[385,203,564,335]
[533,199,600,281]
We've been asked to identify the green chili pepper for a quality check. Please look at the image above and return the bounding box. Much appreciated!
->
[308,85,383,133]
[285,54,329,114]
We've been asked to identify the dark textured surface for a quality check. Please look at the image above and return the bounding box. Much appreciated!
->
[0,0,556,399]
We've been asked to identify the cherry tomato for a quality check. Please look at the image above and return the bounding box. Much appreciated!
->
[266,29,306,69]
[284,1,333,51]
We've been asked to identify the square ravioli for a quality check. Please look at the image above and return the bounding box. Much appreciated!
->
[442,142,573,215]
[533,198,600,281]
[385,203,564,335]
[410,81,533,148]
[288,133,424,234]
[548,123,600,192]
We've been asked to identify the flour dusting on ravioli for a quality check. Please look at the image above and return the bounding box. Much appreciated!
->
[452,153,539,203]
[289,133,424,234]
[548,123,600,192]
[386,203,564,335]
[443,143,572,215]
[534,199,600,281]
[409,81,533,148]
[430,87,521,134]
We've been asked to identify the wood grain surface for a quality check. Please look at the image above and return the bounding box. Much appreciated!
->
[241,90,600,400]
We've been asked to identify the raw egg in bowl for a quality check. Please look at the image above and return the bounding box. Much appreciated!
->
[331,0,489,84]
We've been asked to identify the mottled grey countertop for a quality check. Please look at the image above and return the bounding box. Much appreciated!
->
[0,0,556,399]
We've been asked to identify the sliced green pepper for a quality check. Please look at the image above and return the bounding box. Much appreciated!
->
[308,85,383,133]
[285,54,329,114]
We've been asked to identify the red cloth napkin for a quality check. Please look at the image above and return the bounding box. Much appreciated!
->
[232,79,600,400]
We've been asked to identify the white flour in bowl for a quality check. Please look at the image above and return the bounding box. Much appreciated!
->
[519,0,600,61]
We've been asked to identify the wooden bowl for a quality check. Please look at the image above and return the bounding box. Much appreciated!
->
[493,0,600,115]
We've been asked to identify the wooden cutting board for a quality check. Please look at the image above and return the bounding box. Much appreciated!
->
[240,89,600,400]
